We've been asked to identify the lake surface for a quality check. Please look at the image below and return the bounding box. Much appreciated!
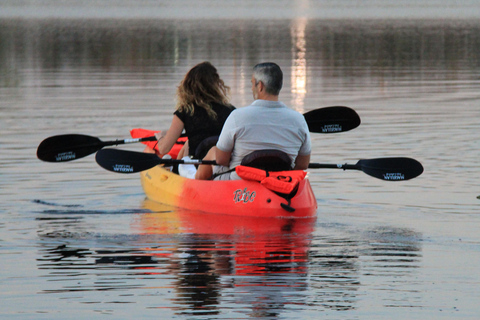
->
[1,3,480,319]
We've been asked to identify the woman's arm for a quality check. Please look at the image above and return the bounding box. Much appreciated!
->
[157,115,184,156]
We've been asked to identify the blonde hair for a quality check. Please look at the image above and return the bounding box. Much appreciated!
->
[176,62,231,119]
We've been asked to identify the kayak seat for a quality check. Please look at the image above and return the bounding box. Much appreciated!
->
[195,136,219,160]
[241,149,292,171]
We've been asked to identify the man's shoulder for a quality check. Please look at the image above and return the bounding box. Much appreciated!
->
[279,105,306,119]
[229,104,257,116]
[235,100,286,112]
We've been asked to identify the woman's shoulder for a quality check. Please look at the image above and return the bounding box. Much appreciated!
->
[211,102,236,118]
[211,101,235,110]
[174,108,186,118]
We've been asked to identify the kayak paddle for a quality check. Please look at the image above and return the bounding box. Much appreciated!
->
[36,106,360,163]
[36,134,158,163]
[95,149,423,181]
[308,157,424,181]
[95,149,215,173]
[303,106,360,133]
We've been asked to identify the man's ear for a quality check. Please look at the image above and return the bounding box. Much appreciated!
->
[257,80,265,92]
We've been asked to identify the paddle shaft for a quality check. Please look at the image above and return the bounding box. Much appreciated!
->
[102,136,157,147]
[308,163,358,170]
[151,158,217,165]
[126,159,361,170]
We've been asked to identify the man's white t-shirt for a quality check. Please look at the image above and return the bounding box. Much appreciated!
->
[215,99,311,179]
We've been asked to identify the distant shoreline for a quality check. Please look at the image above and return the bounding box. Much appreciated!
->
[1,2,479,20]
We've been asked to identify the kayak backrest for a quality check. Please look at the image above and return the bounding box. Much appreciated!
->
[241,149,292,171]
[195,136,219,160]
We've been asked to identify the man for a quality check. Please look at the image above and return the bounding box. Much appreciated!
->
[196,62,311,180]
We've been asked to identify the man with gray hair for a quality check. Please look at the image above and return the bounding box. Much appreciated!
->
[196,62,311,180]
[252,62,283,96]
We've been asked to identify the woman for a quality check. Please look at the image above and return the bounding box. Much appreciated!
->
[156,62,235,160]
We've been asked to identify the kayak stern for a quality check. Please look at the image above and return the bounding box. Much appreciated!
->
[140,165,317,218]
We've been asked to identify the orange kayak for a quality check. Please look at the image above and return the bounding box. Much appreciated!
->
[140,165,317,218]
[131,128,318,218]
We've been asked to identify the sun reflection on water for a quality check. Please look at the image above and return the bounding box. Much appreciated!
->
[291,17,307,113]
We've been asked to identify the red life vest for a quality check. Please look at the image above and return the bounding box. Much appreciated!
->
[235,165,307,194]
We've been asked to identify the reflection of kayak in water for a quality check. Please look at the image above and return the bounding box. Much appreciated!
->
[131,128,318,218]
[139,199,316,276]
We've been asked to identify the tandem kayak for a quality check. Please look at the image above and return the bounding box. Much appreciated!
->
[139,164,317,218]
[130,128,318,218]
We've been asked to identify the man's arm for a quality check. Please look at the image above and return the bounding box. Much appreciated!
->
[293,154,310,170]
[216,148,231,166]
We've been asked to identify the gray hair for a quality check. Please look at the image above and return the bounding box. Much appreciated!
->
[253,62,283,96]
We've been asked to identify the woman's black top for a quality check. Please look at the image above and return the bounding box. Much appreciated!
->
[174,102,235,158]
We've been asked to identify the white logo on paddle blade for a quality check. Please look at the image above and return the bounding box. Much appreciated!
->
[321,124,342,133]
[56,151,76,161]
[113,164,134,173]
[383,173,405,180]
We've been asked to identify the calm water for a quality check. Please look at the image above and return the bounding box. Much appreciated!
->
[1,5,480,320]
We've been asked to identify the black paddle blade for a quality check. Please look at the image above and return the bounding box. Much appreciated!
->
[356,157,424,181]
[95,149,161,174]
[37,134,104,162]
[304,106,361,133]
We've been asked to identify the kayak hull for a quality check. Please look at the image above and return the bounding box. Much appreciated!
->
[140,165,317,218]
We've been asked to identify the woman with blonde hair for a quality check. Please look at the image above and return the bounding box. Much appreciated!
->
[156,62,235,163]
